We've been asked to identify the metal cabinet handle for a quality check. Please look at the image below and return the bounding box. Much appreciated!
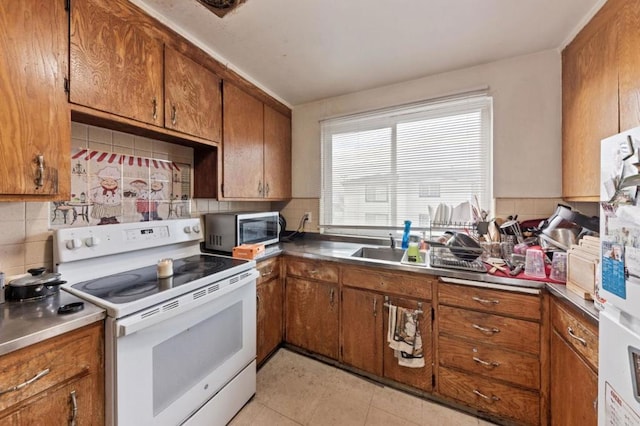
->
[308,269,319,275]
[472,323,500,335]
[69,390,77,426]
[329,287,335,306]
[34,155,45,188]
[472,296,499,305]
[0,368,50,395]
[258,181,263,196]
[256,293,260,306]
[567,326,587,346]
[373,297,377,317]
[473,356,500,369]
[152,98,158,120]
[265,183,270,197]
[473,389,500,403]
[171,104,177,125]
[261,269,273,277]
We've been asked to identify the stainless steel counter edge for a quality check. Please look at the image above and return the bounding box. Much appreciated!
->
[281,240,600,320]
[0,291,106,357]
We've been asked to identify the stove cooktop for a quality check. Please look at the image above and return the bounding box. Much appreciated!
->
[71,254,248,305]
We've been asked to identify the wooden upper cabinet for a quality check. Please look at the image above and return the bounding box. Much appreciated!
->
[0,0,70,199]
[619,0,640,130]
[164,46,222,143]
[70,0,164,126]
[264,105,292,199]
[222,82,265,198]
[562,15,619,201]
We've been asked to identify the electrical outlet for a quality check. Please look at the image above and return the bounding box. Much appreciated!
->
[304,211,312,223]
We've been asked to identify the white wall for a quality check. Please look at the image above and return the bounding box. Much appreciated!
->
[291,49,562,199]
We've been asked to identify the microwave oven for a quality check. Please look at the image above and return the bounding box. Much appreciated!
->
[205,211,280,252]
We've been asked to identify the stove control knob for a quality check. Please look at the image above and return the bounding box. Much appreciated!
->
[183,226,192,234]
[66,238,83,250]
[85,236,100,247]
[192,225,201,234]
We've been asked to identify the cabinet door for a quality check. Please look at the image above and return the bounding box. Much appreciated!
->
[562,17,619,200]
[0,0,70,198]
[383,296,433,392]
[164,47,222,143]
[222,82,264,198]
[263,105,291,200]
[341,287,383,376]
[0,376,97,426]
[550,330,598,426]
[257,277,284,365]
[70,0,163,126]
[619,0,640,130]
[285,277,339,360]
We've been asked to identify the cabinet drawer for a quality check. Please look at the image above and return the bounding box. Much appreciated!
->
[438,283,541,320]
[286,257,339,283]
[438,305,540,355]
[257,257,280,285]
[438,367,540,426]
[551,300,598,370]
[342,266,433,300]
[438,334,540,390]
[0,324,101,413]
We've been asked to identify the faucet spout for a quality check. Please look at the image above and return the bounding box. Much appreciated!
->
[389,233,396,249]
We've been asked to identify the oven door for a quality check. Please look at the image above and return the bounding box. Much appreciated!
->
[107,273,257,426]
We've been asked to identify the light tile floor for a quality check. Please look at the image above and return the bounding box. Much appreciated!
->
[230,349,498,426]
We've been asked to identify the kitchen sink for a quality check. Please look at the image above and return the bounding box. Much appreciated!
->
[350,247,405,262]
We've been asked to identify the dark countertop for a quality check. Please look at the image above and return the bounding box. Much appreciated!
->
[0,290,105,356]
[280,238,600,321]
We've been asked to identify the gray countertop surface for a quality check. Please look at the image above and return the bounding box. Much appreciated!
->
[0,290,105,357]
[280,238,600,321]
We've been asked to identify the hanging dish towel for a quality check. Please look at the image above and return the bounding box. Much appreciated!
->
[387,304,425,368]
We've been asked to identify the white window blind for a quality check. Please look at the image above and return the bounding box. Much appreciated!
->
[320,93,492,236]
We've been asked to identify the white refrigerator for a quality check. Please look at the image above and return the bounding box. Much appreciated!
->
[599,126,640,425]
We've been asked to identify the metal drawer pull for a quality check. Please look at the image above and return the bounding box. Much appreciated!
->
[69,390,78,426]
[473,389,500,402]
[472,323,500,335]
[261,269,273,277]
[0,368,50,395]
[472,296,499,305]
[34,155,45,188]
[473,356,500,369]
[308,269,319,275]
[567,327,587,346]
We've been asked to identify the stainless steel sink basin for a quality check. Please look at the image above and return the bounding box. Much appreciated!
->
[350,247,405,262]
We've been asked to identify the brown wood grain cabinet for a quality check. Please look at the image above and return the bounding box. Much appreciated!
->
[0,323,104,425]
[561,0,640,201]
[256,257,284,366]
[221,82,291,200]
[70,0,164,127]
[436,282,547,426]
[550,297,598,426]
[0,0,70,200]
[164,46,222,143]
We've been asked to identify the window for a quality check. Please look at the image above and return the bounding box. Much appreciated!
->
[320,92,492,236]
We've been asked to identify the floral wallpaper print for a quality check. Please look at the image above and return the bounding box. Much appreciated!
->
[51,148,192,228]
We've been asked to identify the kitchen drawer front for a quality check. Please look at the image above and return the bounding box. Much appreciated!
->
[551,300,598,370]
[0,324,101,412]
[286,257,339,283]
[438,334,540,390]
[257,256,280,285]
[438,283,541,320]
[342,266,433,300]
[438,367,540,426]
[438,305,540,355]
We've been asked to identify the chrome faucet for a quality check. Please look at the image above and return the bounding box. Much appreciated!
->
[389,233,396,249]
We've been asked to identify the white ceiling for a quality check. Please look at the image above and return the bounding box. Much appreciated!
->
[133,0,604,106]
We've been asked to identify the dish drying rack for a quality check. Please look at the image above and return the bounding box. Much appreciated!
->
[429,246,487,273]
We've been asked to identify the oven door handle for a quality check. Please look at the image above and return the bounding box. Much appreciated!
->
[116,269,259,337]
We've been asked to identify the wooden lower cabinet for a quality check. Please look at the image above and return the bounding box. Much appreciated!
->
[0,322,104,425]
[285,276,339,360]
[550,297,598,425]
[341,287,383,376]
[257,257,283,366]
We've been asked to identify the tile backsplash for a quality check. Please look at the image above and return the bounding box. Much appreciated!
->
[0,123,272,276]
